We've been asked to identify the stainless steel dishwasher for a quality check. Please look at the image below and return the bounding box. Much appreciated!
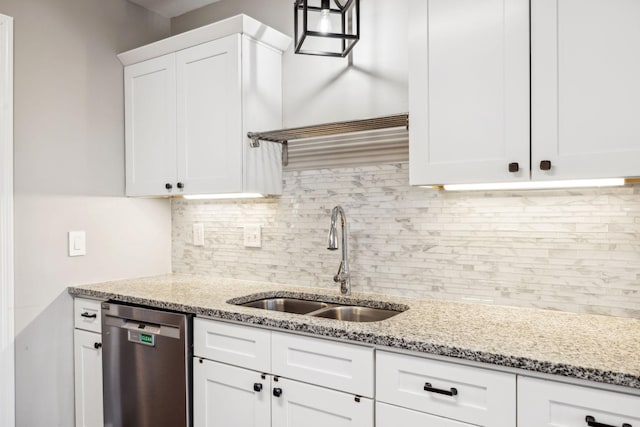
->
[101,302,192,427]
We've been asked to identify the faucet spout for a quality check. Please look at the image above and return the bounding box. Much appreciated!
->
[327,206,351,296]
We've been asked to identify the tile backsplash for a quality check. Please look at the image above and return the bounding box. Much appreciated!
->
[172,163,640,318]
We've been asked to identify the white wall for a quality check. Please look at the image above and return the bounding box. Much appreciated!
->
[0,0,172,424]
[172,0,409,127]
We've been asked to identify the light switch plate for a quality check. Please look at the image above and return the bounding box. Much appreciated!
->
[68,230,86,257]
[193,223,204,246]
[243,225,262,248]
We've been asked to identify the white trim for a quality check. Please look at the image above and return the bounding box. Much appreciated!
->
[117,14,291,66]
[0,13,14,427]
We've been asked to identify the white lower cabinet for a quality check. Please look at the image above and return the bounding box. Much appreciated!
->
[193,318,374,427]
[73,329,103,427]
[376,402,473,427]
[271,331,374,397]
[193,358,270,427]
[272,377,373,427]
[376,351,516,427]
[73,298,103,427]
[518,376,640,427]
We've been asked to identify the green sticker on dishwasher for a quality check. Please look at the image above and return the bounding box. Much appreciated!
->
[140,333,153,345]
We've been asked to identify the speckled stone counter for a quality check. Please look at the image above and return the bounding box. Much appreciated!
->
[68,274,640,390]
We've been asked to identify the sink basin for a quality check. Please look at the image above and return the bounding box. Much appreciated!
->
[310,306,400,322]
[240,298,329,314]
[234,294,406,322]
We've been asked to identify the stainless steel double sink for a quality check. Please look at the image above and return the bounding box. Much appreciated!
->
[238,297,403,322]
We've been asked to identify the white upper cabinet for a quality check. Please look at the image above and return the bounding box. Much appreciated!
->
[125,54,177,195]
[409,0,530,186]
[410,0,640,186]
[120,15,290,197]
[531,0,640,180]
[176,35,243,195]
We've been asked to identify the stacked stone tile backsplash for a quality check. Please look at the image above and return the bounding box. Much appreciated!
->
[172,163,640,318]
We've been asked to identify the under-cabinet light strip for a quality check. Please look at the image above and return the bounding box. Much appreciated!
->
[182,193,265,200]
[439,178,626,192]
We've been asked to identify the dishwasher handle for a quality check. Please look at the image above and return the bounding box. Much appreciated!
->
[103,315,182,340]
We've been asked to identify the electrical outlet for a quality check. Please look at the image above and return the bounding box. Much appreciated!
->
[243,225,262,248]
[193,223,204,247]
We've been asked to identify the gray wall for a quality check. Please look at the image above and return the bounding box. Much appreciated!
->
[1,0,172,424]
[172,0,409,127]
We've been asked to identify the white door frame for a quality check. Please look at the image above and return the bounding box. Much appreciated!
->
[0,13,14,427]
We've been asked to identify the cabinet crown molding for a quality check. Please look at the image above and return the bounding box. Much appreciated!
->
[118,14,292,66]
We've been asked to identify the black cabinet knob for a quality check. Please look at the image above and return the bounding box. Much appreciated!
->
[165,183,173,190]
[540,160,552,171]
[94,342,102,350]
[177,182,184,189]
[253,383,263,392]
[80,312,97,319]
[273,387,283,397]
[508,162,519,173]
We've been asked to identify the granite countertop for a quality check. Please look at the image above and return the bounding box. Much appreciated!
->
[68,273,640,390]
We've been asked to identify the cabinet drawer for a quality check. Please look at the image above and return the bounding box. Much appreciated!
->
[376,351,515,427]
[194,318,271,372]
[271,332,374,397]
[518,376,640,427]
[74,298,102,333]
[377,402,473,427]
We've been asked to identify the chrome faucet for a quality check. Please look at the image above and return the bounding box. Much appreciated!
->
[327,205,351,296]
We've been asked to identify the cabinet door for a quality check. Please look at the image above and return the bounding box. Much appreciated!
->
[271,378,373,427]
[74,329,103,427]
[377,402,474,427]
[518,376,640,426]
[532,0,640,180]
[193,358,270,427]
[409,0,530,186]
[176,34,243,195]
[125,54,177,196]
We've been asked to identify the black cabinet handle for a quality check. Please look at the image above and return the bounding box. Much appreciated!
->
[93,342,102,350]
[177,182,184,189]
[80,312,97,319]
[586,415,632,427]
[508,162,519,173]
[424,382,458,397]
[165,183,173,190]
[273,388,283,397]
[253,383,263,392]
[540,160,552,171]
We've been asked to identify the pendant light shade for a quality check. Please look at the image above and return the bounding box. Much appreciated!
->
[294,0,360,58]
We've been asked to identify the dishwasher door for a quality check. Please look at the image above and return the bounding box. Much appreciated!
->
[102,303,192,427]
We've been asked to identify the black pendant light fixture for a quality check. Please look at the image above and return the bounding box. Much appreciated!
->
[294,0,360,58]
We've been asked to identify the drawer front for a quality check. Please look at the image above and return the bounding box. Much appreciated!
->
[377,402,474,427]
[194,318,271,372]
[271,332,374,397]
[376,351,515,427]
[74,298,102,333]
[518,376,640,427]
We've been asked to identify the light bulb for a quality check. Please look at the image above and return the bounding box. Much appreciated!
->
[317,8,332,33]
